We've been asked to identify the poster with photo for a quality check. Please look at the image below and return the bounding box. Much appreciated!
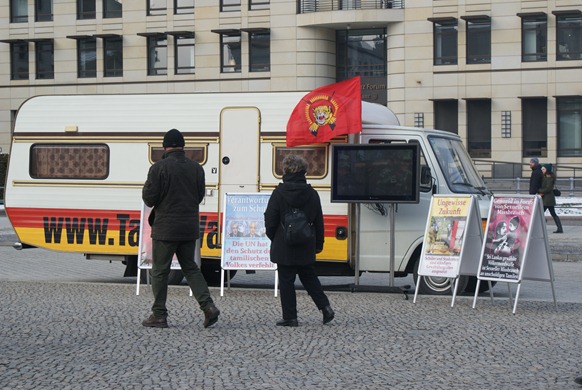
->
[478,196,535,281]
[138,203,181,270]
[221,193,276,271]
[418,196,472,278]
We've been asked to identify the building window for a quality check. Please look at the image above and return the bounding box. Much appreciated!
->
[35,0,53,22]
[463,16,491,64]
[249,0,269,10]
[519,13,547,62]
[104,0,122,18]
[220,33,241,73]
[147,36,167,75]
[467,99,491,158]
[175,0,194,14]
[557,97,582,157]
[10,41,29,80]
[522,98,547,157]
[336,28,387,105]
[221,0,241,12]
[249,31,270,72]
[11,0,28,23]
[77,0,96,20]
[147,0,166,15]
[77,38,96,78]
[429,18,457,65]
[151,146,206,163]
[174,34,195,74]
[104,36,123,77]
[35,40,54,79]
[30,144,109,179]
[434,100,458,134]
[555,12,582,61]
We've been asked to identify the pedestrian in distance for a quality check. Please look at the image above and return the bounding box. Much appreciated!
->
[264,154,334,327]
[141,128,220,329]
[539,163,564,234]
[529,157,543,195]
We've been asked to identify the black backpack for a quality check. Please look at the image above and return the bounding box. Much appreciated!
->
[281,207,314,246]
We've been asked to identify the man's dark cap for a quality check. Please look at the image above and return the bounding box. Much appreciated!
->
[163,128,185,148]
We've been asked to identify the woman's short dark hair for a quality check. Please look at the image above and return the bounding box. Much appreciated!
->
[282,154,308,174]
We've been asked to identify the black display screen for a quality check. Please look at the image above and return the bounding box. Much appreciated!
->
[331,143,420,203]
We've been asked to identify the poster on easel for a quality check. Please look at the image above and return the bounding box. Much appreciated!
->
[136,203,192,296]
[414,195,482,306]
[472,195,556,313]
[220,193,277,296]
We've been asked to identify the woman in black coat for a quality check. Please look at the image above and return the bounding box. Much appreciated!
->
[264,154,334,327]
[539,164,563,233]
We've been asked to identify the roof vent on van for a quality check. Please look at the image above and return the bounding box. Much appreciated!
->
[362,102,400,126]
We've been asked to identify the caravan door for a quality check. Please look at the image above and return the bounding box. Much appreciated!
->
[218,106,261,216]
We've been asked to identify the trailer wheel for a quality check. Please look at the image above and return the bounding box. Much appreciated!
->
[139,269,184,285]
[201,264,237,287]
[464,277,497,293]
[413,259,468,295]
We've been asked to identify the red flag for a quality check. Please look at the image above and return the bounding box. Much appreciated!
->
[286,76,362,147]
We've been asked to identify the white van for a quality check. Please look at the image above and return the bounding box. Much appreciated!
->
[5,92,492,294]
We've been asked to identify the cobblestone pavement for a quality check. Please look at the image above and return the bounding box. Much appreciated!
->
[2,216,582,389]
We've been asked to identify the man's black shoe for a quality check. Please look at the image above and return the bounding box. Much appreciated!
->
[554,229,563,233]
[322,305,335,324]
[203,304,220,328]
[142,315,168,328]
[276,319,298,327]
[575,375,582,385]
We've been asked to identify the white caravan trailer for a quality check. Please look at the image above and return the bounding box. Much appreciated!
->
[4,92,492,294]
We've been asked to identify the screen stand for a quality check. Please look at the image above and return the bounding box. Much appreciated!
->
[350,203,411,299]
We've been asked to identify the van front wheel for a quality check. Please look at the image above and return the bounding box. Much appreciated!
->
[413,259,468,295]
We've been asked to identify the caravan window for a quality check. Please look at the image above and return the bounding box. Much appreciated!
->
[273,146,327,179]
[30,144,109,179]
[150,146,206,164]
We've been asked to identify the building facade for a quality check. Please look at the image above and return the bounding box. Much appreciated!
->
[1,0,581,174]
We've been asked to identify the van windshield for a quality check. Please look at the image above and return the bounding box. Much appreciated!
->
[429,136,489,195]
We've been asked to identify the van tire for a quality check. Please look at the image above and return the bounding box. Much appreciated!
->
[413,259,468,295]
[139,269,184,285]
[464,276,496,293]
[201,264,237,286]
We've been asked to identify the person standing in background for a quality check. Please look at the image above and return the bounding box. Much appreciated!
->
[264,154,334,327]
[142,128,220,329]
[529,157,543,195]
[539,164,564,234]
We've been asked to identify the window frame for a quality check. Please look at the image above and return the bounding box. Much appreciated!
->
[29,143,110,180]
[35,39,54,79]
[35,0,53,22]
[103,0,122,19]
[174,0,194,14]
[220,32,242,73]
[430,18,458,66]
[103,36,123,77]
[466,99,492,158]
[557,96,582,157]
[147,36,168,76]
[174,34,195,74]
[463,16,491,65]
[555,12,582,61]
[77,0,96,20]
[248,30,270,72]
[220,0,241,12]
[519,13,547,62]
[10,0,28,23]
[249,0,269,10]
[147,0,166,16]
[10,41,29,81]
[433,99,458,134]
[77,37,97,78]
[521,98,547,158]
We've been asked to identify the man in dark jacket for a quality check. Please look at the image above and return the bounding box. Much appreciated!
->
[141,128,219,329]
[264,154,334,327]
[529,157,543,195]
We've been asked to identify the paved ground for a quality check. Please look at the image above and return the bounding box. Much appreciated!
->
[2,216,582,389]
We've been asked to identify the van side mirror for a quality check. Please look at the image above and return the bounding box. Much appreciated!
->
[420,166,432,190]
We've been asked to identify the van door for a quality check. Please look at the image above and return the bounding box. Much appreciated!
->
[218,106,261,217]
